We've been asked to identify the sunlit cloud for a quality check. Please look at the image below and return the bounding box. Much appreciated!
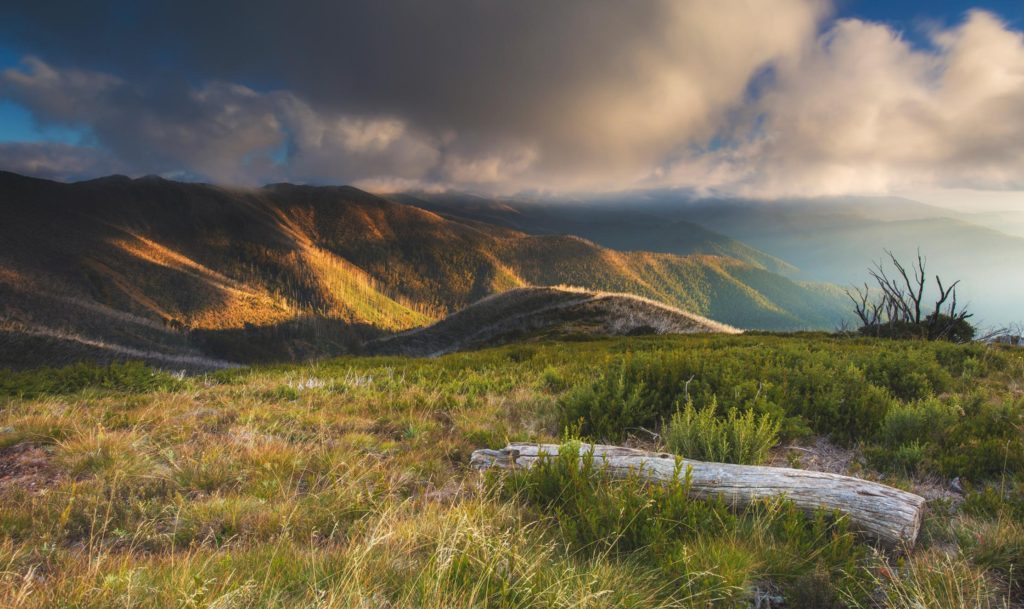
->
[660,10,1024,198]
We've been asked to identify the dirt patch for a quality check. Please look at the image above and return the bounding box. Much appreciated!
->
[0,442,60,495]
[769,436,864,476]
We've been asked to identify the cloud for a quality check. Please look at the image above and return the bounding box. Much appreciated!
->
[0,3,1022,198]
[0,0,827,189]
[275,96,442,185]
[0,58,446,185]
[662,10,1024,197]
[0,58,285,183]
[0,141,124,180]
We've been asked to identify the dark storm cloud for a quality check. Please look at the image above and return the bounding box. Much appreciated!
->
[0,1,827,188]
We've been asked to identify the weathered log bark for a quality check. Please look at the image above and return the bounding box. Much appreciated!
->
[471,443,925,549]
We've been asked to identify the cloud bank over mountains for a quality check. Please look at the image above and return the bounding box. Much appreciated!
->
[0,1,1022,198]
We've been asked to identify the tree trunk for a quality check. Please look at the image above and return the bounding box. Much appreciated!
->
[471,443,925,550]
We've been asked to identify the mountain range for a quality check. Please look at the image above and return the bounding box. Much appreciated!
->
[0,171,855,368]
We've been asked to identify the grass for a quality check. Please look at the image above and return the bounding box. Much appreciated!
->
[0,334,1021,607]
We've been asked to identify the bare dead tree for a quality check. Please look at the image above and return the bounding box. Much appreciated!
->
[846,282,881,328]
[844,250,974,341]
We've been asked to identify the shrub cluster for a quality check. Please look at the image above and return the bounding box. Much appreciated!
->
[558,339,958,446]
[662,397,780,465]
[867,393,1024,480]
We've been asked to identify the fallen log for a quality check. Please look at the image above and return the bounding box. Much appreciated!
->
[471,443,925,549]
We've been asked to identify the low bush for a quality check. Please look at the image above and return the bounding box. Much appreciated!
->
[557,357,668,441]
[662,397,780,465]
[538,365,568,393]
[863,350,952,401]
[875,397,960,448]
[867,393,1024,481]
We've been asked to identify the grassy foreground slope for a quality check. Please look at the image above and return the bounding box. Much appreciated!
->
[1,335,1022,607]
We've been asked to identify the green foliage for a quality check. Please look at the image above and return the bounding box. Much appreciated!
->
[876,397,961,448]
[539,365,568,393]
[663,397,780,464]
[557,337,970,445]
[863,350,952,401]
[867,397,960,474]
[858,317,977,343]
[0,361,181,399]
[963,482,1024,520]
[868,394,1024,480]
[557,357,663,442]
[497,441,729,554]
[495,440,868,605]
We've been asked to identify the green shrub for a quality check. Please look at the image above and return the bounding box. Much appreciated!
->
[663,398,780,465]
[962,483,1024,520]
[551,338,1014,483]
[557,357,668,441]
[867,397,960,474]
[784,363,894,445]
[863,350,952,401]
[868,394,1024,480]
[867,441,927,475]
[935,395,1024,480]
[539,366,568,393]
[496,440,731,554]
[876,397,960,448]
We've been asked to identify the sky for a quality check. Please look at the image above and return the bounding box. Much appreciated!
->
[0,0,1022,209]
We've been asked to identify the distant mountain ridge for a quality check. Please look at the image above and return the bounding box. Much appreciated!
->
[0,171,850,367]
[395,191,797,275]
